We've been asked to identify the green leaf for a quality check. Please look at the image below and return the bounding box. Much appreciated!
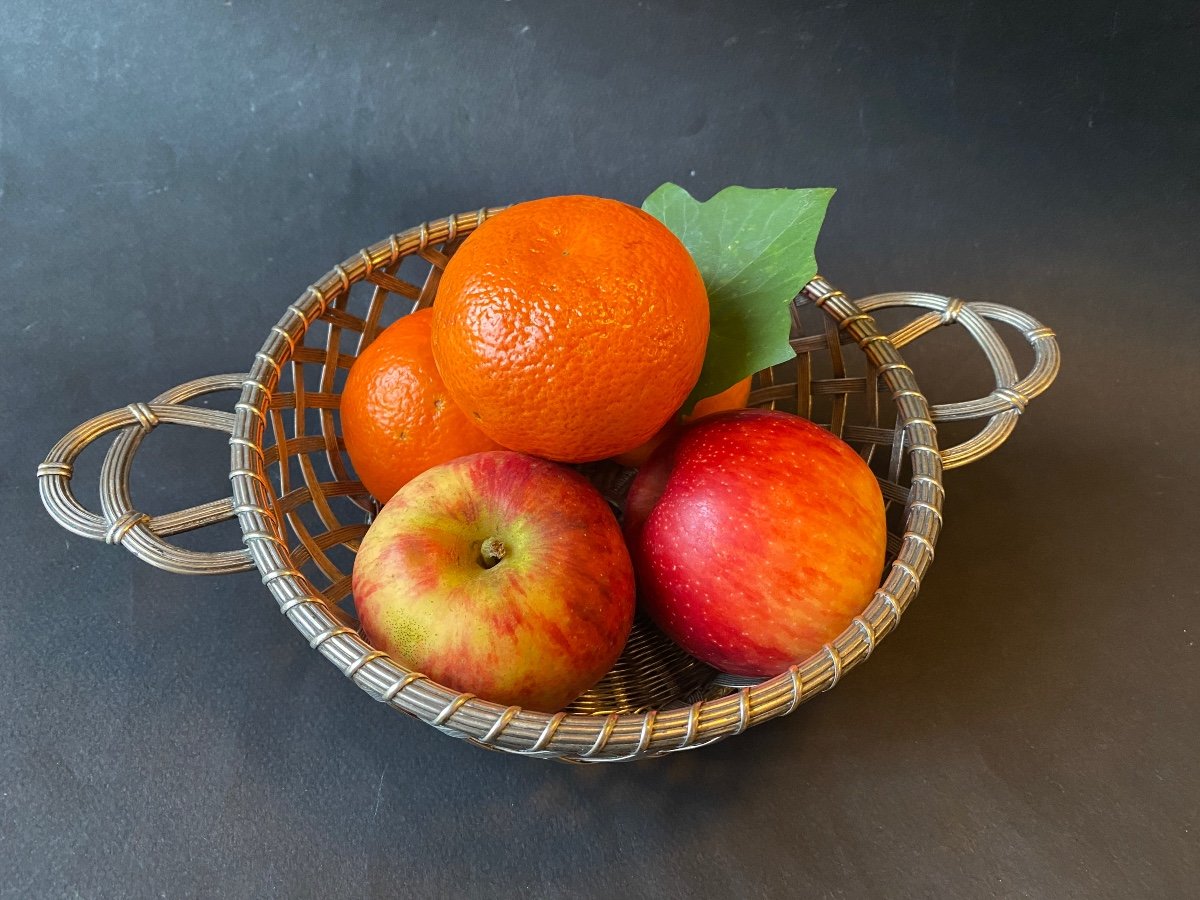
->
[642,183,834,412]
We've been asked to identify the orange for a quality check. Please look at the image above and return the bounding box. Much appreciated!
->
[612,376,753,468]
[341,308,499,503]
[430,195,710,462]
[685,375,754,423]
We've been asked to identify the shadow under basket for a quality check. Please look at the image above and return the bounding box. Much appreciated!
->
[38,208,1060,762]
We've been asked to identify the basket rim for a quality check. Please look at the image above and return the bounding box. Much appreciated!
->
[226,209,944,762]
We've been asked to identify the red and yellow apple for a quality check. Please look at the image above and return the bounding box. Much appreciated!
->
[353,450,635,712]
[625,409,886,677]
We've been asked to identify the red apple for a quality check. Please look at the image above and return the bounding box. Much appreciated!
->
[353,450,635,712]
[625,409,887,677]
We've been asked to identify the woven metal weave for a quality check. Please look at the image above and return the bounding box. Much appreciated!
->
[39,208,1059,762]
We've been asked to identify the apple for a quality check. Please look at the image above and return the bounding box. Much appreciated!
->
[625,409,886,677]
[353,450,635,712]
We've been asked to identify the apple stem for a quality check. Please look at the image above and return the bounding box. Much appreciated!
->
[479,536,507,569]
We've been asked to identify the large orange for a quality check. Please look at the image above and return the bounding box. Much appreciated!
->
[341,308,499,503]
[430,195,710,462]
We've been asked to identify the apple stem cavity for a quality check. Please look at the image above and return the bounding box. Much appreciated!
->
[478,536,507,570]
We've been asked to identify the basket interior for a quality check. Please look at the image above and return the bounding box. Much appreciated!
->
[252,234,919,717]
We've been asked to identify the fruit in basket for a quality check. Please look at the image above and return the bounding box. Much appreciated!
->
[431,195,710,463]
[341,308,499,504]
[353,450,636,712]
[612,376,753,468]
[624,409,886,677]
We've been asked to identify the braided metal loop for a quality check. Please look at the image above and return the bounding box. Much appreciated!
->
[38,374,254,575]
[852,290,1061,469]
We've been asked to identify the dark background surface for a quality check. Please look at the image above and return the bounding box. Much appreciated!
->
[3,1,1198,897]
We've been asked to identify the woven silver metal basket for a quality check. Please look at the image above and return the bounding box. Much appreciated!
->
[38,208,1060,762]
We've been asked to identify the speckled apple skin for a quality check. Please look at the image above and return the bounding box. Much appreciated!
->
[353,451,635,712]
[625,409,887,677]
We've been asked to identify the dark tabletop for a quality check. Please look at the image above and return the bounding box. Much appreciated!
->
[3,1,1198,897]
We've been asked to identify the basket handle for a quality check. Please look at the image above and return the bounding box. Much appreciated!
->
[854,291,1061,469]
[37,373,256,575]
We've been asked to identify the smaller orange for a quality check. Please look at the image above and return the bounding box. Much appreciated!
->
[612,376,753,468]
[341,309,499,503]
[684,376,754,424]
